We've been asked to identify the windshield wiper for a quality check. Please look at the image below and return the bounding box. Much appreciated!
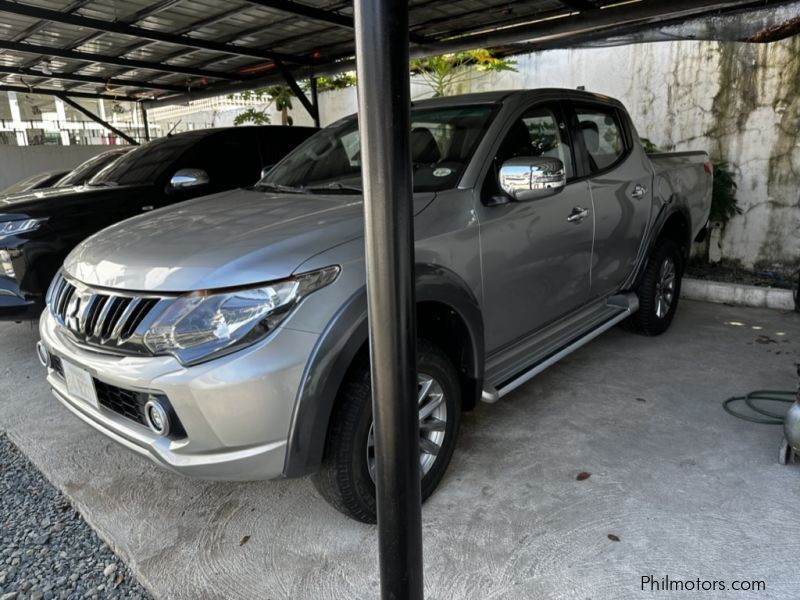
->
[255,182,305,193]
[303,182,363,194]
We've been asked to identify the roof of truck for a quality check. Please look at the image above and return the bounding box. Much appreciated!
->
[412,88,623,108]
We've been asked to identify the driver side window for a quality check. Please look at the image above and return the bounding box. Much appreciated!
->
[494,106,575,180]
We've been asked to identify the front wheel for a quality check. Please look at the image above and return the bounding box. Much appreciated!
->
[626,239,683,336]
[312,340,461,523]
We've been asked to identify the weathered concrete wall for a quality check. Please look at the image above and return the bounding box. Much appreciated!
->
[313,39,800,271]
[0,145,111,191]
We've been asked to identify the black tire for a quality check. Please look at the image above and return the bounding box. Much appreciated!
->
[626,239,683,336]
[312,340,461,523]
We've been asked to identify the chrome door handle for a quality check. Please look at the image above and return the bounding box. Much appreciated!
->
[631,184,647,200]
[141,205,154,211]
[567,206,589,223]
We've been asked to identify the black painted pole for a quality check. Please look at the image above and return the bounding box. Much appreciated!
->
[140,103,150,142]
[309,76,320,128]
[353,1,424,599]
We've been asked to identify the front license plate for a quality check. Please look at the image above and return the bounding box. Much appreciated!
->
[62,360,98,409]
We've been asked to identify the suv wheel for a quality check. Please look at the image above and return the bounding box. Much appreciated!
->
[312,340,461,523]
[626,238,683,336]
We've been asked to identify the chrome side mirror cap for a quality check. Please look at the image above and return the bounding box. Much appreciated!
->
[260,165,275,179]
[499,157,566,201]
[170,168,210,190]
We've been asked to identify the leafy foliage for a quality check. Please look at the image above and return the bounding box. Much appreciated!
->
[639,137,659,154]
[410,49,517,97]
[710,162,741,224]
[232,85,294,126]
[315,73,357,92]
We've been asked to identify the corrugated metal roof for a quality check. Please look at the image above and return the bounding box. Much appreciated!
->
[0,0,793,105]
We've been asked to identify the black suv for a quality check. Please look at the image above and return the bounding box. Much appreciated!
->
[0,125,316,319]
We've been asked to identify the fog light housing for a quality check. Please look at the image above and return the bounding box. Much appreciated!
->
[35,341,49,368]
[144,397,170,436]
[0,249,14,278]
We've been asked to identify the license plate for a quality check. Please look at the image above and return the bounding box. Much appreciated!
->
[62,360,98,409]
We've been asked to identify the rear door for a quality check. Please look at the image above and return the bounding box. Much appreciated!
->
[478,101,594,352]
[570,103,652,298]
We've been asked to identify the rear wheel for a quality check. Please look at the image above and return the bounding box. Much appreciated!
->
[312,340,461,523]
[626,239,683,336]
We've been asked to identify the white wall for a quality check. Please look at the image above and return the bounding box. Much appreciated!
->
[0,145,113,191]
[310,38,800,271]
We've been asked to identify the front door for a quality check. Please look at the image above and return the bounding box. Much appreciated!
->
[478,102,594,352]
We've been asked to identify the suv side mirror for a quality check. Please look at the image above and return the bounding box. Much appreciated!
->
[260,165,274,179]
[499,157,566,201]
[170,168,210,190]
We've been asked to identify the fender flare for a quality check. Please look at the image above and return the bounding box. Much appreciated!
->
[282,265,484,478]
[629,201,693,290]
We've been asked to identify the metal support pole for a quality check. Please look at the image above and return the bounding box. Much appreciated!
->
[140,103,150,141]
[56,94,139,145]
[309,76,320,128]
[274,60,319,125]
[353,1,423,599]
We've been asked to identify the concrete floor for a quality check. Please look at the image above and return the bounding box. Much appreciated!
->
[1,300,799,600]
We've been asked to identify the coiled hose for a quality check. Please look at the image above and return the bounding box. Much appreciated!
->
[723,390,797,424]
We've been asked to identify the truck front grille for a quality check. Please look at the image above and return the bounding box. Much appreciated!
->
[49,273,171,355]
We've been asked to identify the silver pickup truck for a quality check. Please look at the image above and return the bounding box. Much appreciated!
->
[37,89,712,522]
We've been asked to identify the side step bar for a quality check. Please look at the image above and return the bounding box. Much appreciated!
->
[481,293,639,403]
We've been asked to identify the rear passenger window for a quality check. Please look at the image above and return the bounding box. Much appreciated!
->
[575,107,626,172]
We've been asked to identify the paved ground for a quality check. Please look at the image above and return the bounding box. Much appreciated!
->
[1,301,799,600]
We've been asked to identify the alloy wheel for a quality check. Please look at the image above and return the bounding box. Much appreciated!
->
[366,372,448,482]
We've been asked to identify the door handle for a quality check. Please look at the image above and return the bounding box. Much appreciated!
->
[141,205,154,211]
[567,206,589,224]
[631,184,647,200]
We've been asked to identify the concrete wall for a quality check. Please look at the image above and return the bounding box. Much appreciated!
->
[310,38,800,271]
[0,145,112,191]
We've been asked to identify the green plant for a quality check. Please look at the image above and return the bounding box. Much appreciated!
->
[315,73,357,92]
[410,49,516,97]
[640,137,659,154]
[710,162,741,224]
[232,85,294,126]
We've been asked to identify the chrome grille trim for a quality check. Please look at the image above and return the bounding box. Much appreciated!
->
[49,272,173,355]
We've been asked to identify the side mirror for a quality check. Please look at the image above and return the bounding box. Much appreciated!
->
[260,165,275,179]
[499,157,566,201]
[170,168,209,190]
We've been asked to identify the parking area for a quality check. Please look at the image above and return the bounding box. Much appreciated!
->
[1,299,798,599]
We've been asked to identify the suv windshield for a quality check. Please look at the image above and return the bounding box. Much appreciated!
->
[88,134,199,187]
[261,105,497,194]
[56,149,129,187]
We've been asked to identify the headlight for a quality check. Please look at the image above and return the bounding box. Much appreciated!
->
[143,266,339,365]
[0,218,45,237]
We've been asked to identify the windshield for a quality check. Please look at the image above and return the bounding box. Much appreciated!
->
[88,134,199,187]
[261,105,497,194]
[56,150,128,186]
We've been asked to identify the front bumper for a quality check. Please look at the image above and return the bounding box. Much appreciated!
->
[0,275,41,320]
[39,309,319,480]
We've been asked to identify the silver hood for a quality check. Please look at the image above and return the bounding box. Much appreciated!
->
[64,187,434,292]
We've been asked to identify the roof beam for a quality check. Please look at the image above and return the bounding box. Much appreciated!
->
[56,93,139,145]
[0,84,137,101]
[274,59,318,122]
[245,0,431,44]
[0,0,314,65]
[0,40,243,81]
[0,65,188,93]
[558,0,596,10]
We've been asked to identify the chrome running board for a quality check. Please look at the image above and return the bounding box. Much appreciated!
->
[481,293,638,402]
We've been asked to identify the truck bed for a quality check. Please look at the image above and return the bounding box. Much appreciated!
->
[649,151,713,239]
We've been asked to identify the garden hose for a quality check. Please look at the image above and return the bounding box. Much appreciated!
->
[722,390,797,424]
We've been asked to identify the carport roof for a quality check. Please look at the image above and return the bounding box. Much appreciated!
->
[0,0,795,106]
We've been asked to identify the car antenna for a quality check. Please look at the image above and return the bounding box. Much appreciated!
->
[167,119,182,136]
